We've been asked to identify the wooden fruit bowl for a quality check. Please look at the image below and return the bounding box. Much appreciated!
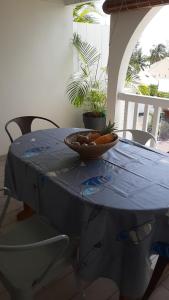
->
[64,130,119,160]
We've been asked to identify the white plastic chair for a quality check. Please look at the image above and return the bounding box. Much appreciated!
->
[0,187,77,300]
[116,129,156,146]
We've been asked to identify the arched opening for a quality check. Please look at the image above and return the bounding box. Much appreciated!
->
[106,6,162,124]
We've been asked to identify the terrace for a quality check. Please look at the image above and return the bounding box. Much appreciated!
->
[1,1,169,299]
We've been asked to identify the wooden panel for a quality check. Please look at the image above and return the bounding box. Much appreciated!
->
[103,0,169,14]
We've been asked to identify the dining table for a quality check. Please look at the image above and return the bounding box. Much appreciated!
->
[4,127,169,299]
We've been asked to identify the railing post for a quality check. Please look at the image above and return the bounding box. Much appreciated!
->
[151,105,161,147]
[117,92,169,147]
[133,103,139,130]
[142,104,149,132]
[123,101,129,138]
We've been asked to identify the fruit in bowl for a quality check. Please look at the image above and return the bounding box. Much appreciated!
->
[64,122,118,160]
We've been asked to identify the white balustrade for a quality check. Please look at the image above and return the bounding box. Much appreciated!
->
[117,92,169,145]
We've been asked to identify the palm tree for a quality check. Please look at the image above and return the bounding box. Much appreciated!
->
[130,43,148,71]
[73,2,101,24]
[126,64,139,85]
[66,33,106,114]
[126,43,148,85]
[149,44,169,65]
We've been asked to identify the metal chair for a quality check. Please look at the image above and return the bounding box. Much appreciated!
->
[5,116,60,220]
[5,116,60,143]
[116,129,156,146]
[0,187,77,300]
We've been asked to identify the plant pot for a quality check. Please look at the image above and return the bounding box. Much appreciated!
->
[83,112,106,131]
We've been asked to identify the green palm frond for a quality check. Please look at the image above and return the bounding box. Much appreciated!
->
[73,2,101,24]
[73,33,100,68]
[66,33,107,113]
[74,2,96,12]
[66,73,90,107]
[81,65,89,77]
[73,2,95,18]
[73,15,99,24]
[126,64,139,85]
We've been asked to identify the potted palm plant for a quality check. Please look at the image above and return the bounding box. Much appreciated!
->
[66,33,107,131]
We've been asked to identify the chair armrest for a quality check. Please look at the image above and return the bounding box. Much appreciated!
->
[0,234,69,252]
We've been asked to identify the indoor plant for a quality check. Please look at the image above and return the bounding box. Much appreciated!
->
[66,33,107,130]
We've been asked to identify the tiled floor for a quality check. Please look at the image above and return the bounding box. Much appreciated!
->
[1,155,169,300]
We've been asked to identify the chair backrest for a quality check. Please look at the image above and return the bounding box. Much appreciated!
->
[116,129,156,146]
[0,187,70,289]
[5,116,60,143]
[0,187,69,251]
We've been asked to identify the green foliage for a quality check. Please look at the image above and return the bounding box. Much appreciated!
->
[101,121,116,134]
[148,44,169,65]
[67,74,90,107]
[138,84,150,95]
[138,84,158,96]
[126,43,148,85]
[125,65,139,85]
[149,84,158,96]
[138,83,169,100]
[72,33,100,68]
[66,33,107,115]
[126,43,169,86]
[85,89,106,114]
[129,43,148,72]
[157,91,169,99]
[73,2,101,24]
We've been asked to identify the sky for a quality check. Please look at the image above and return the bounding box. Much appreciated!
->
[139,6,169,54]
[96,1,169,55]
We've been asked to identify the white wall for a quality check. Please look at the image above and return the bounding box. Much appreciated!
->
[149,58,169,80]
[73,22,109,72]
[0,0,82,155]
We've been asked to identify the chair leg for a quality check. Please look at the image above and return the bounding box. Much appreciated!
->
[73,270,86,299]
[10,288,33,300]
[142,256,169,300]
[17,203,34,221]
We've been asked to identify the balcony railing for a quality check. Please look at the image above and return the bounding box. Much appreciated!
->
[117,92,169,146]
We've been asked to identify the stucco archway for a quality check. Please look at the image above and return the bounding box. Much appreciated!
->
[107,6,162,123]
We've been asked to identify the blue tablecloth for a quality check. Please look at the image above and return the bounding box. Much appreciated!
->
[5,128,169,298]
